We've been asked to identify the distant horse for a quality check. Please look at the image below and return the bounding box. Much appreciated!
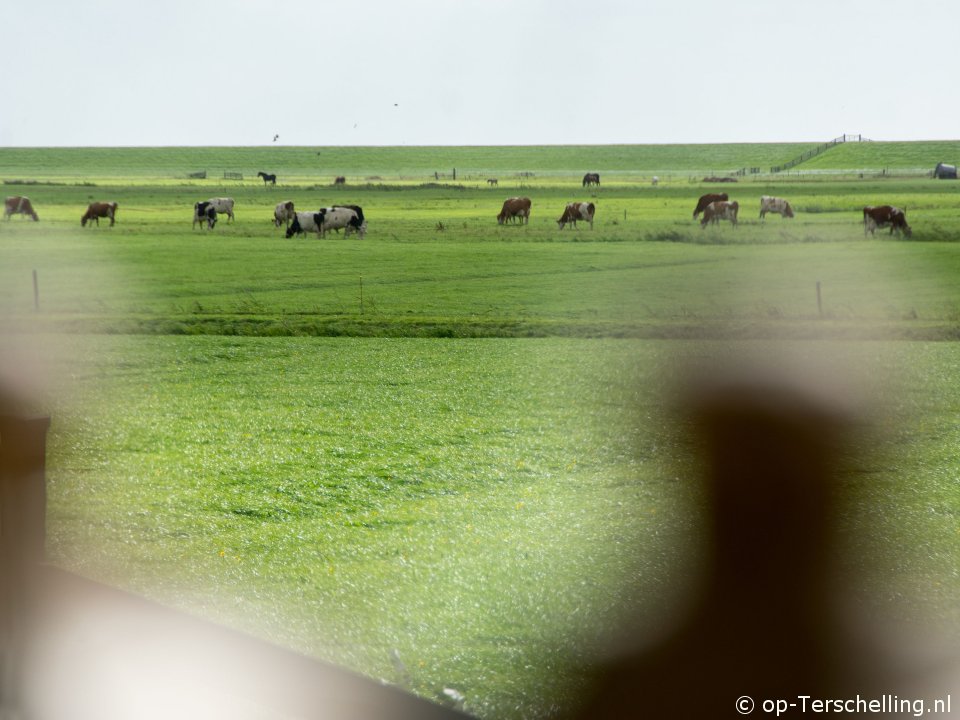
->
[582,172,600,187]
[334,176,346,185]
[257,171,277,186]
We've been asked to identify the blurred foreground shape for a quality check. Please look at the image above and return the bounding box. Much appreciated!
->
[572,368,960,718]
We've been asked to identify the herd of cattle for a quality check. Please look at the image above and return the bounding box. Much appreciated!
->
[3,190,914,238]
[691,192,912,237]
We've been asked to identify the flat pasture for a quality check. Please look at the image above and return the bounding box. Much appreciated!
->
[4,179,960,338]
[2,145,960,718]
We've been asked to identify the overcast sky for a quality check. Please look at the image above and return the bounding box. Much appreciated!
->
[3,0,956,147]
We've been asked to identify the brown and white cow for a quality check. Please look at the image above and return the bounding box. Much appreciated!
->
[497,197,531,225]
[693,192,728,219]
[274,200,296,228]
[701,200,739,228]
[759,196,794,220]
[81,201,118,227]
[863,205,911,237]
[557,201,596,230]
[4,196,39,221]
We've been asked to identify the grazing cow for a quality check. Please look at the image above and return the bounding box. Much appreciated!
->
[3,196,39,221]
[701,200,739,228]
[334,204,365,232]
[286,207,365,239]
[759,196,794,221]
[497,197,532,225]
[582,173,600,187]
[652,176,659,186]
[693,192,728,219]
[863,205,912,238]
[81,201,118,227]
[322,206,366,238]
[193,201,218,229]
[557,201,596,230]
[257,171,277,185]
[274,201,296,228]
[334,176,346,185]
[203,197,234,222]
[286,211,320,237]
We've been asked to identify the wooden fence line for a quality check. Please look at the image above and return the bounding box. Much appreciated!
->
[771,134,869,174]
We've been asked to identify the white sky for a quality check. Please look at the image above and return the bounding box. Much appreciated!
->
[3,0,957,147]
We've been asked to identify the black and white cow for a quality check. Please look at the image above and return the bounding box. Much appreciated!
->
[331,205,366,238]
[193,201,218,229]
[286,211,321,237]
[204,197,234,222]
[286,206,366,239]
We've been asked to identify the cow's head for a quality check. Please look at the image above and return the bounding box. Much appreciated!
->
[286,215,301,238]
[896,212,912,238]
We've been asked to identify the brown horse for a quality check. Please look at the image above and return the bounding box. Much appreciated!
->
[582,172,600,187]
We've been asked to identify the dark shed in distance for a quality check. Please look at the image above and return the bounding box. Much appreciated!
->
[934,162,957,179]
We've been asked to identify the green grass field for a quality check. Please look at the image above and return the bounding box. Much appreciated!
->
[2,143,959,718]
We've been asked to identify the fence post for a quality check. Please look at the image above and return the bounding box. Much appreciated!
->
[0,414,51,715]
